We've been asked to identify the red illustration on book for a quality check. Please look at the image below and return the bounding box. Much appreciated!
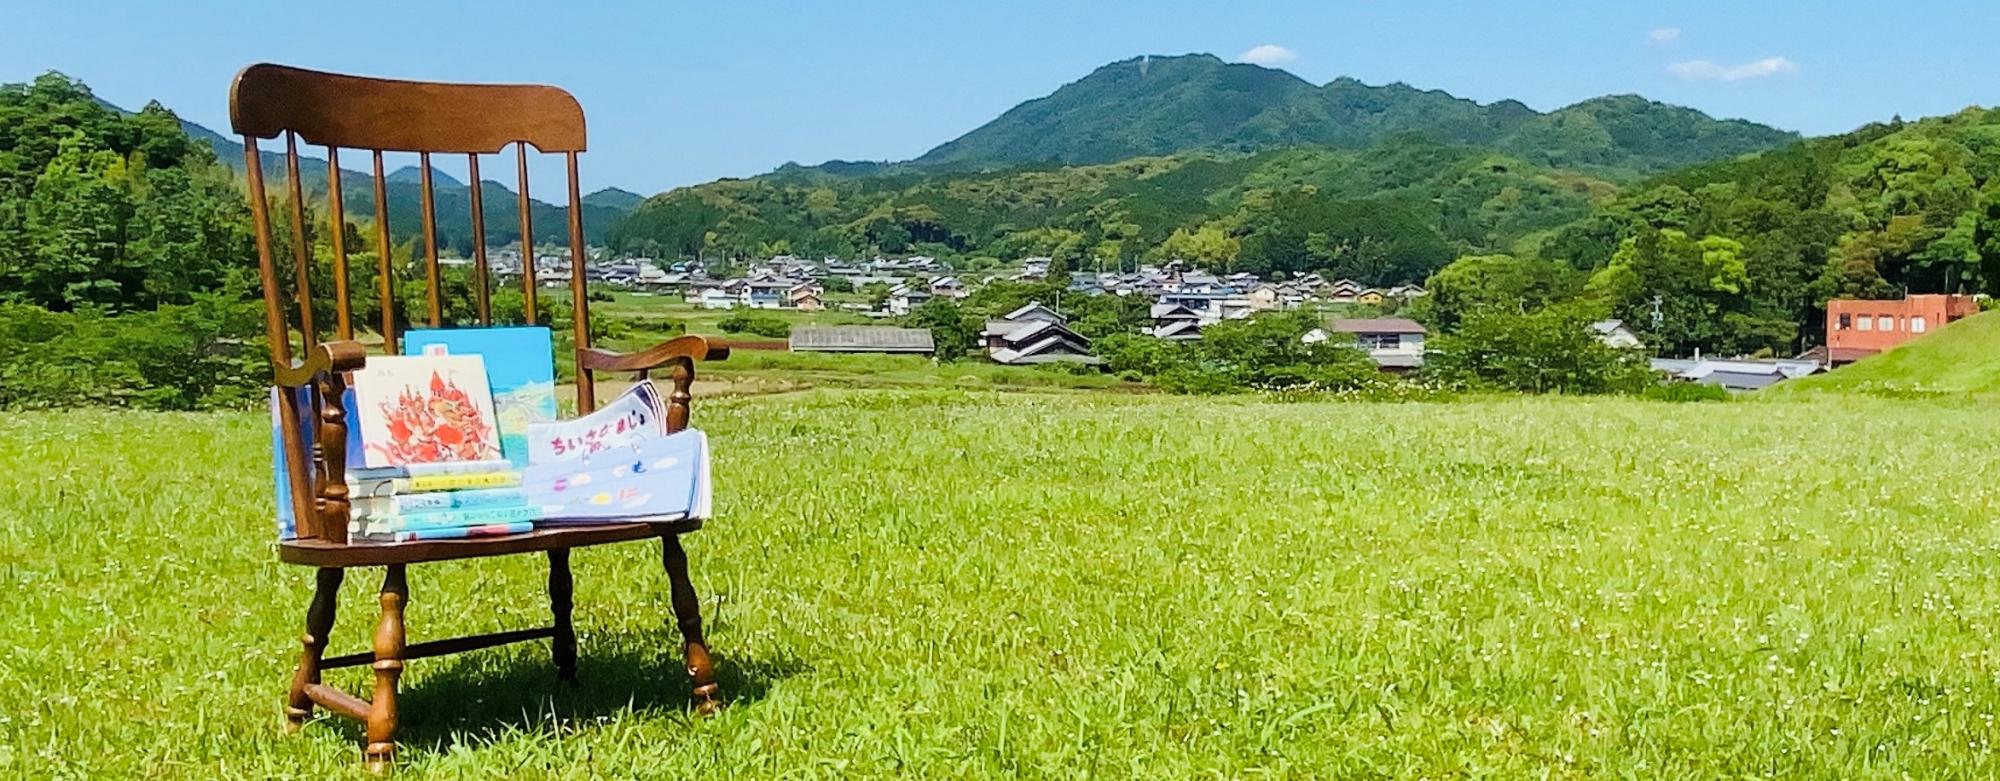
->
[366,370,502,465]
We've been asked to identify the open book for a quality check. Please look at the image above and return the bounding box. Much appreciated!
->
[523,428,711,525]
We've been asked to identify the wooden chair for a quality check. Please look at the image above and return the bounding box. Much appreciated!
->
[229,63,727,772]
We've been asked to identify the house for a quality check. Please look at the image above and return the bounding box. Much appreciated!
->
[1354,289,1387,305]
[981,301,1099,365]
[1651,357,1821,392]
[790,326,936,355]
[1824,293,1978,364]
[1148,302,1206,341]
[1327,317,1427,370]
[1590,319,1643,349]
[929,276,969,300]
[788,285,824,311]
[1246,284,1281,311]
[886,284,933,316]
[691,287,736,310]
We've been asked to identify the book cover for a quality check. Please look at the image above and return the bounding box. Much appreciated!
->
[524,428,710,524]
[403,327,558,467]
[348,470,523,498]
[350,354,504,468]
[352,504,541,534]
[269,386,312,539]
[527,380,671,465]
[358,521,536,543]
[350,486,530,519]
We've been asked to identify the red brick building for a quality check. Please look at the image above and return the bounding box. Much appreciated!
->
[1824,294,1979,363]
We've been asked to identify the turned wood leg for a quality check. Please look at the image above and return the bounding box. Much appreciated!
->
[661,536,721,714]
[547,548,578,683]
[286,567,344,731]
[365,565,408,773]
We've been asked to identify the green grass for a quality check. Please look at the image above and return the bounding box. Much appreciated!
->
[595,292,876,338]
[1779,310,2000,398]
[8,391,2000,778]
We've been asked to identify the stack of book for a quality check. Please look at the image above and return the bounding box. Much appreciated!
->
[346,460,540,542]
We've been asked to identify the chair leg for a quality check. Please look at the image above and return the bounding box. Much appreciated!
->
[365,565,408,773]
[661,536,721,714]
[547,548,578,683]
[286,567,344,731]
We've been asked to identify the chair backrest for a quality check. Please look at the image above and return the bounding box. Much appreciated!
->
[231,63,607,542]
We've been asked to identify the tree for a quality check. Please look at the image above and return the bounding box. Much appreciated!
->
[1409,254,1585,331]
[1423,303,1651,394]
[905,298,978,361]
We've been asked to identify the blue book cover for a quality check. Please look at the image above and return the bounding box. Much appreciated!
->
[270,384,366,539]
[403,327,557,467]
[523,429,708,524]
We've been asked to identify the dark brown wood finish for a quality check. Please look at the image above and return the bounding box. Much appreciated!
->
[565,152,595,413]
[370,151,397,354]
[467,154,491,324]
[327,148,353,339]
[515,144,538,322]
[283,132,318,349]
[418,151,443,327]
[233,64,726,772]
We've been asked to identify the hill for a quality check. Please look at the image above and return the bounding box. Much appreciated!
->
[1777,311,2000,396]
[173,108,635,248]
[609,135,1622,283]
[910,54,1796,175]
[1534,105,2000,358]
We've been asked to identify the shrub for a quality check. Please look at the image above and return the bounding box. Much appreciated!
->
[1423,304,1653,394]
[717,311,791,338]
[1640,382,1731,402]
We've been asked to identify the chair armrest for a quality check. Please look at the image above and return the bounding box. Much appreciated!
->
[272,340,368,387]
[577,335,729,374]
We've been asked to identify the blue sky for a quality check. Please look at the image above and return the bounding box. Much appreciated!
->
[4,1,1996,193]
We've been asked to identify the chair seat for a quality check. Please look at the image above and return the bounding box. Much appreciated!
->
[278,520,702,567]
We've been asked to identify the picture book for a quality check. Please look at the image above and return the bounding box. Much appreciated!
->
[523,428,711,524]
[350,354,504,468]
[526,380,670,465]
[349,504,542,535]
[350,486,530,519]
[269,386,313,539]
[271,385,365,539]
[402,327,557,467]
[347,470,523,498]
[359,521,536,543]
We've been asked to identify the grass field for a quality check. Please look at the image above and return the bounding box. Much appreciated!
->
[7,391,2000,778]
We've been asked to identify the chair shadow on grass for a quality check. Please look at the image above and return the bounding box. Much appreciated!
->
[318,627,806,754]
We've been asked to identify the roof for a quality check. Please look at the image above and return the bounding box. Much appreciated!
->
[1001,301,1066,323]
[790,326,936,353]
[991,335,1101,365]
[1589,319,1631,334]
[1330,318,1427,335]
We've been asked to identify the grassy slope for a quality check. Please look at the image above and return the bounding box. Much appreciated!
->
[1778,310,2000,397]
[8,392,2000,778]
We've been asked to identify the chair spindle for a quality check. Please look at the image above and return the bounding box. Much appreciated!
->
[371,151,397,354]
[326,148,353,340]
[467,153,491,325]
[565,151,594,412]
[516,144,537,324]
[284,131,317,349]
[418,151,443,327]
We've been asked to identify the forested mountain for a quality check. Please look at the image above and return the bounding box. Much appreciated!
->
[611,52,1799,284]
[910,54,1796,175]
[611,135,1617,285]
[171,109,637,249]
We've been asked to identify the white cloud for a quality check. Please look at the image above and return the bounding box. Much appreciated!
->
[1237,44,1298,67]
[1668,56,1800,82]
[1647,27,1681,44]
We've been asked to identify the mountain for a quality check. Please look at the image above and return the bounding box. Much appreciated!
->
[582,186,646,210]
[910,54,1797,176]
[610,134,1622,283]
[171,115,635,248]
[386,165,465,188]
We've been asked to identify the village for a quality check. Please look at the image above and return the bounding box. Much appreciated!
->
[472,245,1979,391]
